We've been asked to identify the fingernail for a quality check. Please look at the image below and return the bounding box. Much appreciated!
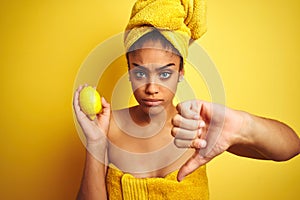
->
[199,120,205,128]
[193,114,200,120]
[200,140,207,148]
[178,176,183,182]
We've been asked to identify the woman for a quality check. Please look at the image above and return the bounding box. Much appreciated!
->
[74,29,210,199]
[73,0,300,199]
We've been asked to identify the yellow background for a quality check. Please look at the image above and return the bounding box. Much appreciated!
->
[1,0,299,199]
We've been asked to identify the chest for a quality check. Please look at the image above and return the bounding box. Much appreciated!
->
[107,130,192,178]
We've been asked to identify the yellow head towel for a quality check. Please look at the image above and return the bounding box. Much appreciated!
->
[124,0,207,59]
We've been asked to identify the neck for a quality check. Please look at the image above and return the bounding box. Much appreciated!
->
[132,104,177,126]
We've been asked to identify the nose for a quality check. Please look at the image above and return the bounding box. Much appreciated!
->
[145,82,159,94]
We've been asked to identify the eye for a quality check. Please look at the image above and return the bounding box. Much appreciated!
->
[134,71,147,79]
[159,72,172,79]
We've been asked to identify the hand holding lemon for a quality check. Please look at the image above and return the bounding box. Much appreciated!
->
[79,86,102,120]
[73,84,110,144]
[73,85,110,162]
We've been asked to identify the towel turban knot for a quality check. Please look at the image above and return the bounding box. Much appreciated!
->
[124,0,207,59]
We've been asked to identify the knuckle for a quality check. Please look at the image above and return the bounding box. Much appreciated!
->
[191,120,200,129]
[190,140,199,149]
[193,140,200,149]
[172,114,181,126]
[174,139,180,147]
[171,127,178,137]
[176,103,182,112]
[174,139,184,148]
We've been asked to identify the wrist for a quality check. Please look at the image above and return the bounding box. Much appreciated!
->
[86,136,108,146]
[86,138,108,161]
[232,111,254,146]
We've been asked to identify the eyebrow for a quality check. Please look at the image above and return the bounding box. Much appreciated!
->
[132,63,175,71]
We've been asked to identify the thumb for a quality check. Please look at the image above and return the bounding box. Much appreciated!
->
[177,150,211,182]
[100,97,111,116]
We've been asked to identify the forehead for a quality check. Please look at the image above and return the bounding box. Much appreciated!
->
[128,40,180,66]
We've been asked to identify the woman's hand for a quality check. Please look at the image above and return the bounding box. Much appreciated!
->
[73,85,111,158]
[172,100,300,182]
[172,100,246,181]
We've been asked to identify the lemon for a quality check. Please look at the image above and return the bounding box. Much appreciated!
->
[79,86,102,120]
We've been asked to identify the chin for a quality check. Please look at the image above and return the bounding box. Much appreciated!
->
[142,105,167,116]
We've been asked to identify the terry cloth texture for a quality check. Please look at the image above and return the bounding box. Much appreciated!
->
[106,164,209,200]
[124,0,207,59]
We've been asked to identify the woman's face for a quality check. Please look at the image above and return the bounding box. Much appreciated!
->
[128,40,183,115]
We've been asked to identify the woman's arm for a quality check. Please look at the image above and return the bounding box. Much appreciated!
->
[227,111,300,161]
[77,149,107,200]
[73,85,111,199]
[171,100,300,181]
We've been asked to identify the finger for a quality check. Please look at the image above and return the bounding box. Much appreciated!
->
[174,138,192,148]
[177,151,212,182]
[171,127,199,139]
[176,100,203,119]
[73,84,94,111]
[73,84,86,107]
[172,114,205,130]
[174,138,207,149]
[76,84,87,93]
[73,87,82,114]
[191,139,207,149]
[73,85,90,121]
[100,97,111,116]
[176,102,198,119]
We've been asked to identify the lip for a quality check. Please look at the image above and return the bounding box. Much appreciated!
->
[142,99,164,106]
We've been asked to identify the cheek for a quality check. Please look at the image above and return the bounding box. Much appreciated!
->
[130,80,144,93]
[161,87,176,99]
[132,85,145,100]
[161,79,179,93]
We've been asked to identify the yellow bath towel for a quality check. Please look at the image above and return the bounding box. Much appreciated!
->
[106,164,209,200]
[124,0,207,59]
